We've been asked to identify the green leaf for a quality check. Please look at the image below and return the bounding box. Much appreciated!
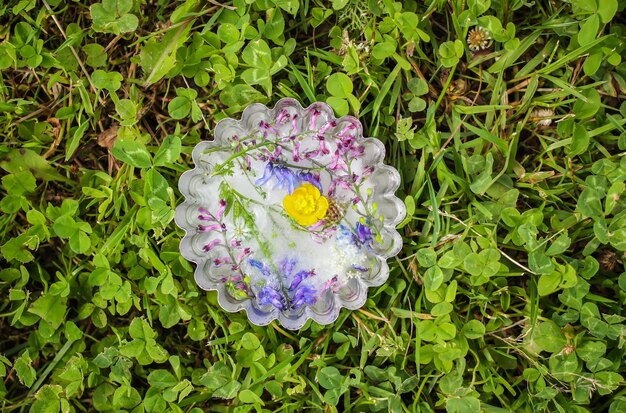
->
[317,366,342,390]
[28,292,67,329]
[241,332,261,350]
[140,21,192,86]
[220,84,267,112]
[90,0,138,34]
[168,96,191,120]
[331,0,349,10]
[372,42,396,60]
[238,389,264,405]
[66,121,90,161]
[92,69,123,91]
[533,320,566,353]
[1,234,36,263]
[14,350,37,387]
[597,0,618,23]
[546,233,571,256]
[578,14,599,47]
[112,139,152,168]
[408,78,429,96]
[462,320,486,339]
[0,148,69,183]
[83,43,107,68]
[538,271,561,296]
[431,302,453,317]
[417,248,437,268]
[447,396,481,413]
[577,187,603,218]
[573,88,600,120]
[326,73,353,98]
[2,170,36,195]
[326,96,349,116]
[568,123,590,156]
[242,39,273,69]
[424,266,444,291]
[148,370,177,389]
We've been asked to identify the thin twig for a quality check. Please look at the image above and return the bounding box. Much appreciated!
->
[42,0,106,106]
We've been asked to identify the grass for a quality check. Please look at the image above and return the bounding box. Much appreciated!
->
[1,0,626,412]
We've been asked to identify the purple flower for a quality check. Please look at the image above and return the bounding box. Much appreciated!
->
[249,258,272,278]
[289,269,315,291]
[291,285,317,309]
[249,257,319,310]
[328,176,351,197]
[335,223,373,249]
[259,120,278,136]
[198,207,214,220]
[356,222,372,245]
[297,171,322,192]
[255,162,298,193]
[257,286,285,310]
[279,257,297,278]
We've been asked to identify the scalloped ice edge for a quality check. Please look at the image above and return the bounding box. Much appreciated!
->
[175,98,406,330]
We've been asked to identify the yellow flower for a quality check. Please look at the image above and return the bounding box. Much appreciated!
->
[283,183,329,226]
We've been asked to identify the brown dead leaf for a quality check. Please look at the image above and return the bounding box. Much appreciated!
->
[97,124,119,150]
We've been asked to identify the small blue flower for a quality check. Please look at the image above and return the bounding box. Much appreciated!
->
[257,285,285,310]
[289,269,315,291]
[249,259,272,278]
[356,222,373,245]
[279,257,297,278]
[248,257,318,310]
[291,285,317,309]
[336,223,373,248]
[297,171,322,192]
[255,162,298,193]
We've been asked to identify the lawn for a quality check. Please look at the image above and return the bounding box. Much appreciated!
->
[1,0,626,411]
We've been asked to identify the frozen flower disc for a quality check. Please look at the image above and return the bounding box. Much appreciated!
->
[175,99,405,329]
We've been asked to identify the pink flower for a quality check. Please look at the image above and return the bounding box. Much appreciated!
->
[197,223,222,232]
[309,109,321,130]
[214,257,231,267]
[215,200,227,220]
[276,109,290,124]
[337,123,356,137]
[328,151,348,171]
[202,239,221,252]
[291,114,299,134]
[236,247,252,262]
[317,136,330,155]
[319,120,336,135]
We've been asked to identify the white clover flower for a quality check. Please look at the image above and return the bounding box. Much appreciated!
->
[467,27,491,51]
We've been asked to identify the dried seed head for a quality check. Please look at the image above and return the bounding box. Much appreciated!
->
[598,250,618,272]
[467,27,491,51]
[325,198,345,224]
[562,344,575,355]
[530,108,555,127]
